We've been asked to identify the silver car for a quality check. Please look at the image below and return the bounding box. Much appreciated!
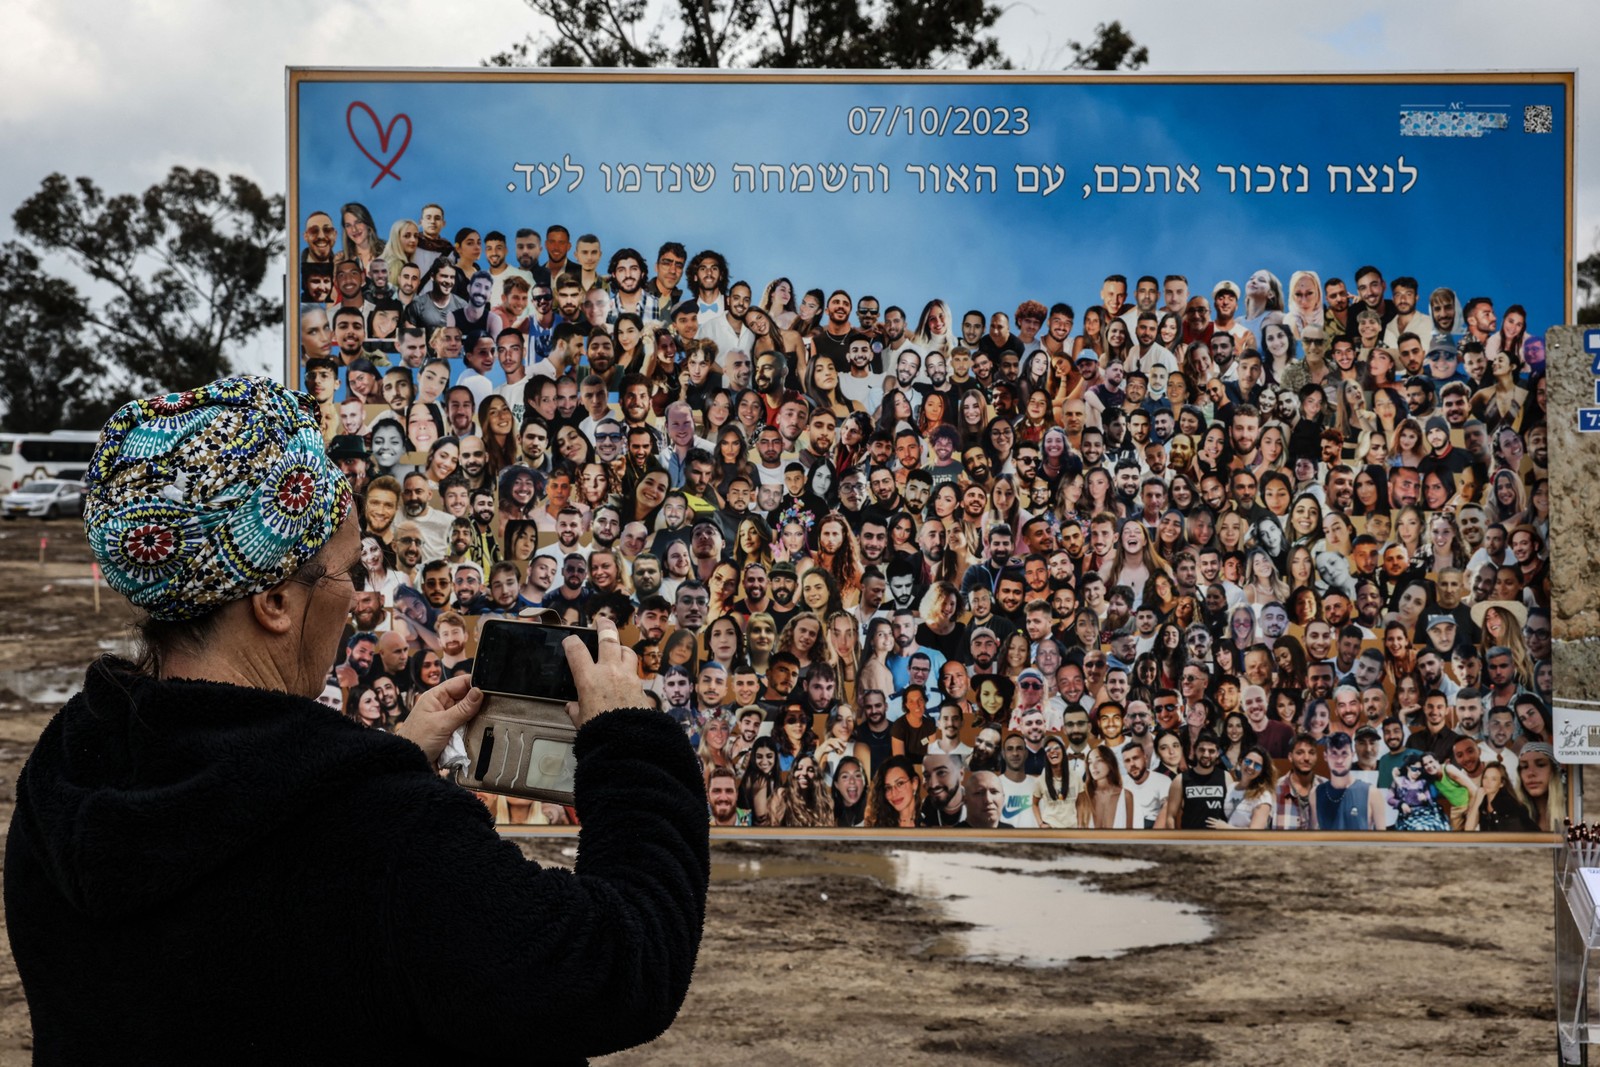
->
[2,479,85,520]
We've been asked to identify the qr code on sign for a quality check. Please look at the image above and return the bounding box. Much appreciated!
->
[1525,105,1553,133]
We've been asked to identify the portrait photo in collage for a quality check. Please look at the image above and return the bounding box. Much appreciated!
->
[299,193,1560,835]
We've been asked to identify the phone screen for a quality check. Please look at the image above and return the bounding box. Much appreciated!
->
[471,621,597,703]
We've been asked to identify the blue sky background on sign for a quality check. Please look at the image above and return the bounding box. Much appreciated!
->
[300,78,1568,334]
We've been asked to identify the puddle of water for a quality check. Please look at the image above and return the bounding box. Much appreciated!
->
[0,666,83,706]
[713,849,1211,966]
[0,643,132,708]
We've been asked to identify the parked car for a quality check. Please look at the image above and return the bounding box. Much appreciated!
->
[1,480,86,519]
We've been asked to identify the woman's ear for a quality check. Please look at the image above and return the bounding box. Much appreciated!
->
[247,580,301,637]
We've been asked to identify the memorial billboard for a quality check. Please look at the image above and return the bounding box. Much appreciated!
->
[289,69,1570,839]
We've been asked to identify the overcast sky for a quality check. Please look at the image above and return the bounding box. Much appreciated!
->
[3,0,1591,377]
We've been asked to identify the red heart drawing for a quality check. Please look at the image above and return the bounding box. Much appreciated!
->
[346,101,412,188]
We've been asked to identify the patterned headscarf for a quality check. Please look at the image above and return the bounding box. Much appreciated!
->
[83,375,353,622]
[1520,742,1558,765]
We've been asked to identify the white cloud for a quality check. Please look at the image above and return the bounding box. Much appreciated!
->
[0,0,109,124]
[0,0,541,215]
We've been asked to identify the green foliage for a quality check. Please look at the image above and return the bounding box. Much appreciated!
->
[487,0,1021,71]
[1066,20,1147,70]
[1578,248,1600,325]
[0,242,104,432]
[11,167,285,398]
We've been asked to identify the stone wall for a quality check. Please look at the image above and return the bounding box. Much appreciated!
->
[1547,325,1594,638]
[1556,639,1600,701]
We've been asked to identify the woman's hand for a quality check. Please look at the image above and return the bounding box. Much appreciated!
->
[564,616,649,728]
[396,674,483,765]
[1204,818,1233,830]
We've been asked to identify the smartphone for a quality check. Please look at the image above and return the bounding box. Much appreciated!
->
[471,619,597,704]
[456,619,600,805]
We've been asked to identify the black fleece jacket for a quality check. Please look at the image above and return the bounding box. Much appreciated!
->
[5,658,709,1065]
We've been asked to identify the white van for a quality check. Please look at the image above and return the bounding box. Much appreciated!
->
[0,431,101,491]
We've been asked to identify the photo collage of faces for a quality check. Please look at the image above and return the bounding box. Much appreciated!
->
[300,199,1559,834]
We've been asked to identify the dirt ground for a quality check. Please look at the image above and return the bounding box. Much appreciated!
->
[0,517,1563,1064]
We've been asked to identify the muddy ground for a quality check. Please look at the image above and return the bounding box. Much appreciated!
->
[0,517,1565,1064]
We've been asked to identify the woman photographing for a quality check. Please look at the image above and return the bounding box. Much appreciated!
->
[7,376,710,1061]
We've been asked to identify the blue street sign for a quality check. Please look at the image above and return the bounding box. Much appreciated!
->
[1588,328,1600,374]
[1580,408,1600,433]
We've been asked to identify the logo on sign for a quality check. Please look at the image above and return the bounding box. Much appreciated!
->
[1556,703,1600,764]
[1557,721,1600,752]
